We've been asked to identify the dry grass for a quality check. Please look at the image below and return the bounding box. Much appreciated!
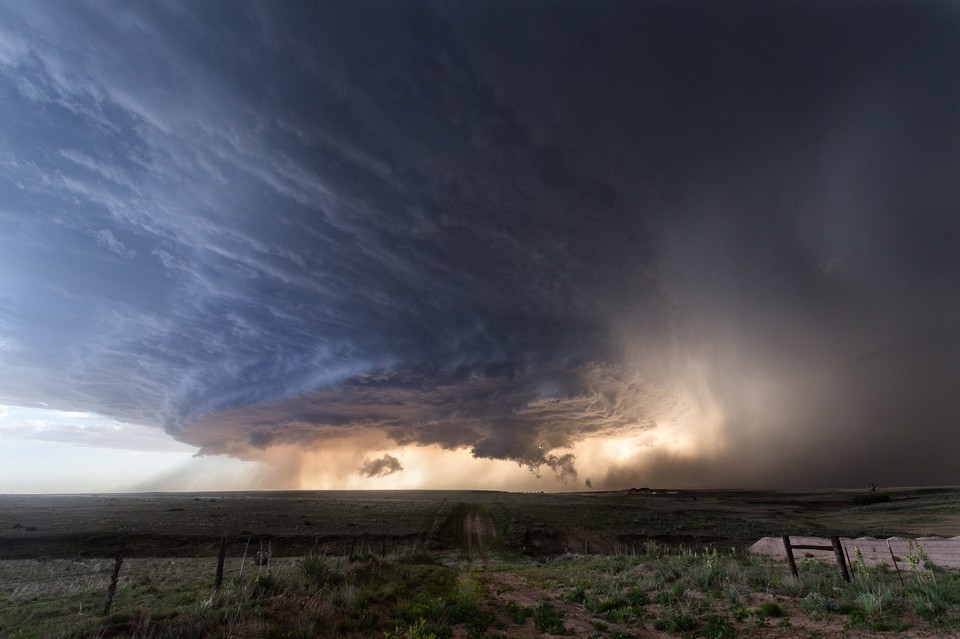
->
[3,548,959,639]
[3,488,960,638]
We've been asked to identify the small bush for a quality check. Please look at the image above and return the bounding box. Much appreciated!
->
[799,592,837,617]
[533,601,566,634]
[655,582,686,605]
[652,611,696,632]
[909,581,947,619]
[756,602,785,618]
[701,614,736,639]
[855,584,894,619]
[593,596,628,613]
[724,583,740,605]
[564,584,587,604]
[505,601,532,624]
[299,552,330,584]
[730,606,749,622]
[254,569,279,595]
[625,587,648,606]
[383,619,439,639]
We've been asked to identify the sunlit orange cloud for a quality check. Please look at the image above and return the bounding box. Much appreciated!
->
[570,371,729,488]
[263,440,565,491]
[247,374,730,492]
[144,355,747,492]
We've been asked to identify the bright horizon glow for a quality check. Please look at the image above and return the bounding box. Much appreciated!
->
[0,439,200,493]
[0,405,200,493]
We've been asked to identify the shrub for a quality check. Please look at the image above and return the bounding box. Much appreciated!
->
[701,614,736,639]
[299,552,329,584]
[383,619,439,639]
[756,602,785,618]
[652,611,696,632]
[533,601,566,634]
[799,592,837,617]
[564,583,587,604]
[856,590,883,620]
[505,601,532,624]
[593,596,628,613]
[909,580,947,619]
[254,569,278,595]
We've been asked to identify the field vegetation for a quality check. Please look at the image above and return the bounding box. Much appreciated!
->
[5,543,960,638]
[2,487,959,638]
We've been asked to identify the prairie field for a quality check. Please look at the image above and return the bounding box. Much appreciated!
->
[2,487,959,638]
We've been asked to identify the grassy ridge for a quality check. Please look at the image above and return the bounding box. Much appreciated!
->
[3,487,958,559]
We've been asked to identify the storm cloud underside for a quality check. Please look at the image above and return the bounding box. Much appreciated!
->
[0,2,958,488]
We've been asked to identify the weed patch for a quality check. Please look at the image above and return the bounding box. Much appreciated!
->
[533,601,566,634]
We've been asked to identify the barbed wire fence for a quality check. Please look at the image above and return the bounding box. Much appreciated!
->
[4,533,960,623]
[752,534,960,586]
[2,531,433,608]
[842,536,960,571]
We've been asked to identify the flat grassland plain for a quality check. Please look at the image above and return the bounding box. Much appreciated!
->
[2,488,960,638]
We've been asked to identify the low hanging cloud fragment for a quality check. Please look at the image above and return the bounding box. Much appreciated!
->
[359,454,403,478]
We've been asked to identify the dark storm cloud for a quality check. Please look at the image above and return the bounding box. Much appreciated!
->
[185,364,670,480]
[359,454,404,479]
[0,1,958,486]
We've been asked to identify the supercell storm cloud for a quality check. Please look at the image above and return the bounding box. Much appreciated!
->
[0,2,958,488]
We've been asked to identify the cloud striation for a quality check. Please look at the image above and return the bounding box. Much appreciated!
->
[0,1,958,488]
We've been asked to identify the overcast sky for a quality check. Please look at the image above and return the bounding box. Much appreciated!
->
[1,1,958,492]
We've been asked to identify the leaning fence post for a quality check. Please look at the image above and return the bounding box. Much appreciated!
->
[782,536,799,578]
[832,537,850,582]
[102,534,127,616]
[886,539,905,587]
[214,536,227,591]
[238,537,250,580]
[843,543,856,579]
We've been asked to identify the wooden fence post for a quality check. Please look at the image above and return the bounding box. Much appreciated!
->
[214,536,227,591]
[783,535,851,582]
[782,536,799,578]
[832,537,850,583]
[102,534,126,616]
[843,543,856,578]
